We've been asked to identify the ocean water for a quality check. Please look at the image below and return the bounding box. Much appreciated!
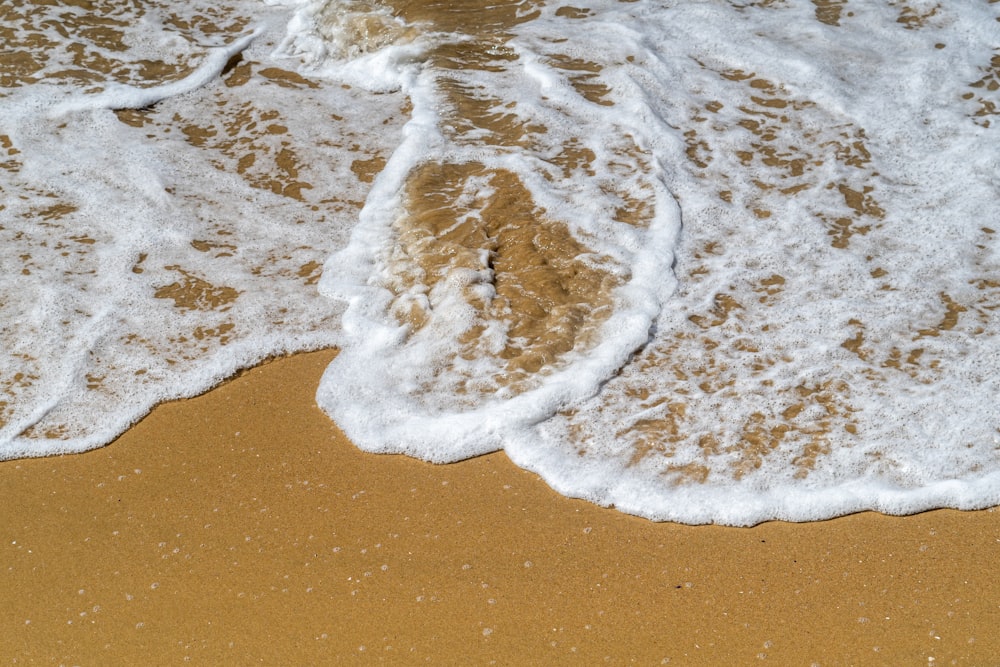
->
[2,0,999,525]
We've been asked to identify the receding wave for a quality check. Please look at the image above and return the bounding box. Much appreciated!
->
[2,0,999,525]
[303,0,1000,524]
[294,0,676,461]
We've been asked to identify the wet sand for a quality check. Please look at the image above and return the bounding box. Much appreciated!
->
[2,349,998,664]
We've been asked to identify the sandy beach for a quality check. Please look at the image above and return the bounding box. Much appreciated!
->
[2,349,998,664]
[5,0,1000,662]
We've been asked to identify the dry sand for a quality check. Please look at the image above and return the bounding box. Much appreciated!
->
[2,349,998,664]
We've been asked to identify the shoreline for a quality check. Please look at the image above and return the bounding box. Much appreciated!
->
[2,349,998,663]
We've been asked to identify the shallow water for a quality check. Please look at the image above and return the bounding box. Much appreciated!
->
[2,0,999,524]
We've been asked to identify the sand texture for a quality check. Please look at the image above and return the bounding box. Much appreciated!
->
[1,350,998,664]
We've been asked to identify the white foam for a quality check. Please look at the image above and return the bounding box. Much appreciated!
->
[0,0,405,458]
[297,0,681,460]
[4,0,1000,526]
[305,0,1000,524]
[274,0,435,91]
[48,29,262,117]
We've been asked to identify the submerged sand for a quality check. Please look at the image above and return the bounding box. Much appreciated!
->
[2,350,998,664]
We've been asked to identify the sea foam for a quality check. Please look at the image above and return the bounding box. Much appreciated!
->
[299,0,1000,524]
[3,0,999,526]
[0,0,404,458]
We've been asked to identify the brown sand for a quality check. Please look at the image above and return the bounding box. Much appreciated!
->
[2,350,998,665]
